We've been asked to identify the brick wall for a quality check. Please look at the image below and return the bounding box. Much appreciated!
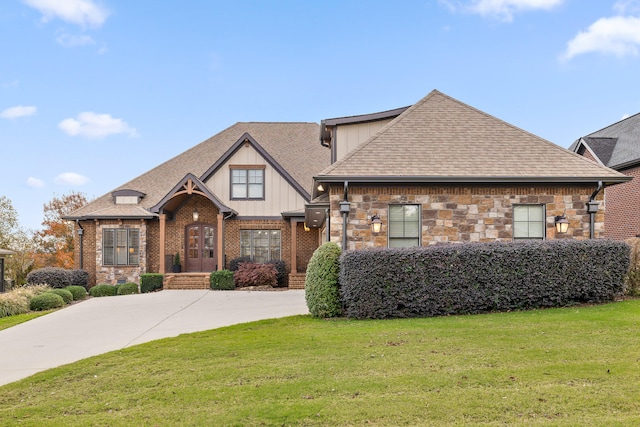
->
[75,220,97,286]
[329,184,605,250]
[604,165,640,240]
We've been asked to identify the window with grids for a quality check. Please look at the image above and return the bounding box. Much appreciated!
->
[231,168,264,199]
[103,229,140,266]
[513,204,545,240]
[389,204,421,247]
[240,230,281,263]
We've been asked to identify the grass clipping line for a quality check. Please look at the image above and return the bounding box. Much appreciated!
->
[0,301,638,426]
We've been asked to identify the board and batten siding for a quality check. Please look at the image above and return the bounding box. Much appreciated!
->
[335,119,394,162]
[204,143,308,216]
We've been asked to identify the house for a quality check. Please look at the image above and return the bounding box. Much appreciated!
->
[68,90,629,288]
[570,113,640,240]
[306,90,629,251]
[67,122,331,288]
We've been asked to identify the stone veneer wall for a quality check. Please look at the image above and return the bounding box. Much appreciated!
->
[330,184,605,250]
[94,219,147,285]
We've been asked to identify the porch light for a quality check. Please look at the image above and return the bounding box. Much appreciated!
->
[317,183,325,192]
[554,214,569,234]
[371,214,382,234]
[193,209,199,222]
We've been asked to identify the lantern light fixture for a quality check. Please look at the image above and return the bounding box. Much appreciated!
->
[371,214,382,234]
[554,213,569,234]
[193,209,199,222]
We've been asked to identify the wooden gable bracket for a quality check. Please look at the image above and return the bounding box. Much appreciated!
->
[171,178,208,199]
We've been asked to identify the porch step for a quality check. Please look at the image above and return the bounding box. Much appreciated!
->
[288,273,306,290]
[163,273,210,290]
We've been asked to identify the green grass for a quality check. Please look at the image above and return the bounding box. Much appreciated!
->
[0,300,639,426]
[0,311,52,331]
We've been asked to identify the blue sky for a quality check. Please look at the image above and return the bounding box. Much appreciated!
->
[2,0,640,231]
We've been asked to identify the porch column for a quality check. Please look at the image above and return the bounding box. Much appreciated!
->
[159,213,166,273]
[217,213,224,271]
[290,219,299,274]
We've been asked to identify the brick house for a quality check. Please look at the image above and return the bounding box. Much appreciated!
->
[570,113,640,240]
[68,90,628,288]
[67,123,330,288]
[306,90,629,250]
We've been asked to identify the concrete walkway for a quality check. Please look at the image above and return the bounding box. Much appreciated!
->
[0,290,308,387]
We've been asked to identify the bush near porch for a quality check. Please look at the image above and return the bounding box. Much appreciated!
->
[339,240,629,319]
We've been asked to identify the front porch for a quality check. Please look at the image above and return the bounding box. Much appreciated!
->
[163,272,307,290]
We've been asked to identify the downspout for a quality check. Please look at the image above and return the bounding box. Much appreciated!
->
[76,220,84,270]
[339,181,350,251]
[325,208,330,243]
[587,181,603,239]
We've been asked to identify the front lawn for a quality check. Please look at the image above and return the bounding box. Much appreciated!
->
[0,300,638,426]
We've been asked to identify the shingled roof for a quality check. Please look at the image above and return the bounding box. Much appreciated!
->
[68,122,327,220]
[316,90,628,184]
[570,112,640,170]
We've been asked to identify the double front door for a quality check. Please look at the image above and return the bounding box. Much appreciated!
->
[186,224,216,272]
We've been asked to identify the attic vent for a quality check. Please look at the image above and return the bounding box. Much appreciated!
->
[115,196,139,205]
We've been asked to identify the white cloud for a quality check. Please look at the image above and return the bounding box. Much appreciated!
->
[622,113,631,120]
[55,172,89,186]
[58,112,138,139]
[26,177,45,188]
[562,16,640,60]
[0,105,37,119]
[56,32,95,47]
[23,0,109,28]
[441,0,564,21]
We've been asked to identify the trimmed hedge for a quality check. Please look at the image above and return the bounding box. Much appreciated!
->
[340,240,630,319]
[141,274,164,293]
[229,256,252,272]
[117,282,139,295]
[210,270,235,290]
[69,269,90,289]
[47,289,74,304]
[30,293,65,311]
[234,263,277,288]
[26,267,71,289]
[89,284,117,297]
[266,260,287,287]
[305,242,342,318]
[65,285,88,301]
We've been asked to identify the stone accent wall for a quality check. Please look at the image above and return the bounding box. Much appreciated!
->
[95,219,147,285]
[330,184,605,250]
[603,166,640,240]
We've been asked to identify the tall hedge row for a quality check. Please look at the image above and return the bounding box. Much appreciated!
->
[340,240,629,319]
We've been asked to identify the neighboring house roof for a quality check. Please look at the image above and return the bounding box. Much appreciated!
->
[570,112,640,170]
[67,122,327,220]
[316,90,629,184]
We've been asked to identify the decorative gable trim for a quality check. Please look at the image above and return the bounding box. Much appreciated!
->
[200,132,311,201]
[149,173,236,215]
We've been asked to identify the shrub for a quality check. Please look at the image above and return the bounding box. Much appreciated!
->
[234,263,277,288]
[69,269,90,289]
[30,293,65,311]
[13,284,52,300]
[625,237,640,296]
[0,291,30,318]
[340,240,630,319]
[141,274,164,293]
[117,282,139,295]
[47,289,73,304]
[26,267,71,289]
[89,284,117,297]
[65,285,88,301]
[266,260,287,287]
[229,256,252,272]
[305,242,342,318]
[210,270,235,290]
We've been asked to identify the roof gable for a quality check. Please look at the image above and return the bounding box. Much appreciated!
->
[580,112,640,169]
[317,90,628,184]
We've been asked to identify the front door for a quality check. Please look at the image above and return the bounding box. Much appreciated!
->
[186,224,216,272]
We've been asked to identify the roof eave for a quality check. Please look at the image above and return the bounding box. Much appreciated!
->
[313,175,632,185]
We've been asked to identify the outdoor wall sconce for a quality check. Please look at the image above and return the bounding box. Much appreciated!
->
[554,213,569,234]
[371,214,382,234]
[192,209,199,222]
[317,183,325,192]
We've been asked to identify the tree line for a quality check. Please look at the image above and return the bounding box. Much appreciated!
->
[1,192,88,288]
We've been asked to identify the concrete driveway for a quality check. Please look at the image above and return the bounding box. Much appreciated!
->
[0,290,308,387]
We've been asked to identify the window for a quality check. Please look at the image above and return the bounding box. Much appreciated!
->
[513,204,545,240]
[103,228,140,266]
[240,230,281,263]
[389,205,420,247]
[231,167,264,199]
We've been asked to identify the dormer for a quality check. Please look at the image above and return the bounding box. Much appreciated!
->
[112,189,146,205]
